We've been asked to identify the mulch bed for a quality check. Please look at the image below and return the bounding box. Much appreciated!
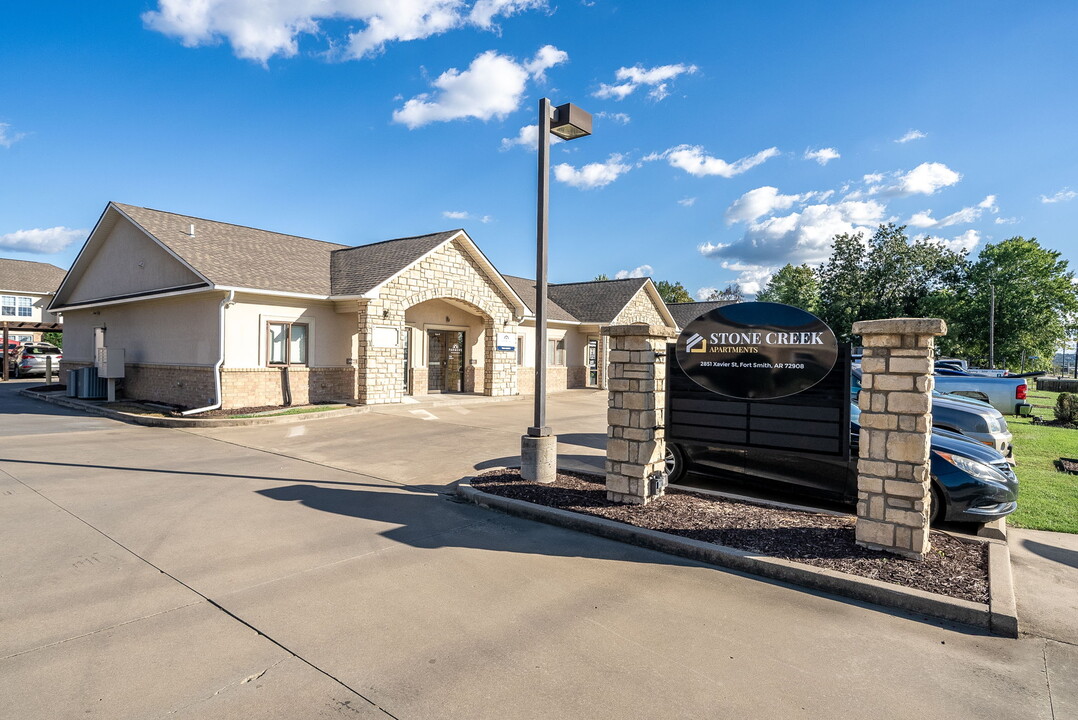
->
[474,469,989,604]
[1058,458,1078,475]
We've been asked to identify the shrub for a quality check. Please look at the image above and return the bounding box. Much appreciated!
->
[1054,392,1078,424]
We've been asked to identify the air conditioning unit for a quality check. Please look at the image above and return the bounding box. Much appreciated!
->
[76,367,107,399]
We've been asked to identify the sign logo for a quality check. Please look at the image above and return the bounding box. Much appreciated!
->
[675,302,839,400]
[496,332,517,352]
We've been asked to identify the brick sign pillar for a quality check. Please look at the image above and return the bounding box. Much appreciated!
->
[602,324,678,505]
[853,317,947,560]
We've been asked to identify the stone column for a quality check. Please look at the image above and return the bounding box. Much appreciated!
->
[602,324,678,505]
[853,317,947,560]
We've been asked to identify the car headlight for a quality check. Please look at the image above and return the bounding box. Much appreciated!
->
[935,451,1008,484]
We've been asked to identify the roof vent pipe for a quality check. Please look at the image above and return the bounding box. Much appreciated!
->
[189,224,195,236]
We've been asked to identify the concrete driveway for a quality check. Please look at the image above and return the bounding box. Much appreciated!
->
[1,380,1074,719]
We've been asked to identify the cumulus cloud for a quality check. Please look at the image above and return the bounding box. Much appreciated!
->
[928,229,980,254]
[994,216,1019,225]
[1040,188,1078,204]
[443,210,492,223]
[724,186,822,225]
[701,199,886,266]
[593,63,698,101]
[553,154,634,189]
[907,194,997,229]
[0,226,85,254]
[647,145,779,178]
[895,129,927,143]
[394,46,566,128]
[596,111,631,124]
[678,197,696,207]
[804,147,840,165]
[848,162,962,199]
[142,0,548,63]
[615,264,653,279]
[0,122,27,148]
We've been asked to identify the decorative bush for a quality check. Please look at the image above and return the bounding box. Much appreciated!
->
[1055,392,1078,424]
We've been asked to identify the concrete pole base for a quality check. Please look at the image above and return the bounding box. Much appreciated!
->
[520,434,557,483]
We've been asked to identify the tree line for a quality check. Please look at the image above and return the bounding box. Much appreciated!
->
[755,224,1077,370]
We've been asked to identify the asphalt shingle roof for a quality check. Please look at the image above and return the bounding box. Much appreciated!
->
[0,258,67,294]
[115,203,349,296]
[331,230,461,296]
[501,275,578,322]
[667,300,734,329]
[547,277,650,324]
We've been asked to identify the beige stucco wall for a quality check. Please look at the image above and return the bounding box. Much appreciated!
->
[405,298,488,370]
[63,217,203,305]
[59,292,221,366]
[224,293,355,369]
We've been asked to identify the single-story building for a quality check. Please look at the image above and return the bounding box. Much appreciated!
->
[51,202,675,410]
[1,257,66,346]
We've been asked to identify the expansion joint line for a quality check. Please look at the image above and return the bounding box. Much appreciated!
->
[1044,638,1055,720]
[7,472,401,720]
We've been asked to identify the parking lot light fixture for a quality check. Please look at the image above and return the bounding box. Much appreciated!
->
[521,98,592,484]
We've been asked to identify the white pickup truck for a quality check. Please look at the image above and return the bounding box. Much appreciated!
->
[933,373,1031,416]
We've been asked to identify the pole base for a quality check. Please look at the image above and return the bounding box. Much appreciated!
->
[520,434,557,483]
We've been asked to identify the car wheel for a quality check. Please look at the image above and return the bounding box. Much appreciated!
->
[664,443,687,484]
[929,484,944,525]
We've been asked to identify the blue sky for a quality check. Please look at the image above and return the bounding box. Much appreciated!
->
[2,1,1077,298]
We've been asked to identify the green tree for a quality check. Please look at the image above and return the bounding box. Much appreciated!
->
[41,331,63,348]
[756,264,819,312]
[816,231,867,342]
[593,273,609,281]
[655,280,693,304]
[705,283,744,303]
[950,237,1078,370]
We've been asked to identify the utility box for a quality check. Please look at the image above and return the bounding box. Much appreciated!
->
[97,347,125,379]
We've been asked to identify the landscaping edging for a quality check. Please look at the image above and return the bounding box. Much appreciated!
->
[458,475,1019,637]
[19,388,370,428]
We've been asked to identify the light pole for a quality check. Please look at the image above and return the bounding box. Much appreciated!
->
[520,98,592,483]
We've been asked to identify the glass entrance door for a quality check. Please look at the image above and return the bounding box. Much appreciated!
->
[587,338,599,387]
[427,330,465,392]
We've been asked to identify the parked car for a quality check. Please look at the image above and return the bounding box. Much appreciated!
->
[932,371,1031,415]
[664,403,1018,525]
[852,367,1013,457]
[9,343,62,378]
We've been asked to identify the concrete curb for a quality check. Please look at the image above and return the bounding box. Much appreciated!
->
[18,388,370,428]
[458,477,1020,637]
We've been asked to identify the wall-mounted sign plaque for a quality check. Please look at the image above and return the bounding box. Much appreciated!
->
[675,302,839,400]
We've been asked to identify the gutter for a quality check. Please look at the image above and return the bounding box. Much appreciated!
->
[180,290,233,416]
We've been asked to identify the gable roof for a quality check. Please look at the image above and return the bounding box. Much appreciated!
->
[500,275,579,322]
[114,203,349,296]
[549,277,651,324]
[667,300,735,329]
[0,258,67,294]
[331,230,461,296]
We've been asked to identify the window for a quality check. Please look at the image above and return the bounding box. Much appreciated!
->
[268,322,308,365]
[1,296,32,317]
[547,338,566,366]
[516,335,525,366]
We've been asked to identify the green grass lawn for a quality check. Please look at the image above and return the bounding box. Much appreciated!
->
[1006,388,1078,533]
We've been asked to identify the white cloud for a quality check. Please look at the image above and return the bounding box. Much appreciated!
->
[522,44,568,81]
[553,154,633,189]
[895,129,927,143]
[804,147,839,165]
[615,264,653,279]
[593,63,698,101]
[0,122,27,148]
[931,229,980,254]
[142,0,549,63]
[906,194,997,229]
[1040,188,1078,204]
[500,124,567,151]
[678,197,696,207]
[648,145,779,178]
[695,286,719,301]
[595,111,631,124]
[725,186,805,225]
[701,199,886,266]
[850,162,961,199]
[394,47,566,129]
[0,226,85,254]
[994,216,1019,225]
[442,210,492,223]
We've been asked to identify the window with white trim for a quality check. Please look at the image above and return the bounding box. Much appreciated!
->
[547,338,566,366]
[2,295,32,317]
[267,322,308,365]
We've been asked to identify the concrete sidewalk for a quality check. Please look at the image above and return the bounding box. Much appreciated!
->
[2,379,1075,719]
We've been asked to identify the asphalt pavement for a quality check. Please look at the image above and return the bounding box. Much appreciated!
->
[1,379,1075,719]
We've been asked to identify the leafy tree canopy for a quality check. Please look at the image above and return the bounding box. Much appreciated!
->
[756,263,819,312]
[655,279,693,304]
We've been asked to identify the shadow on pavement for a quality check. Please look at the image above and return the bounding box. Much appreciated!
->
[1021,539,1078,569]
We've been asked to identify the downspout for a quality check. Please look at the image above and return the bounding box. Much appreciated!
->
[181,290,233,416]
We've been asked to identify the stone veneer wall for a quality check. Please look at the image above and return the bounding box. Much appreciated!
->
[354,238,519,404]
[852,317,947,560]
[612,288,669,326]
[602,324,678,504]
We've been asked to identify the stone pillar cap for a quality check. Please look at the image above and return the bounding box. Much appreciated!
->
[601,324,678,338]
[853,317,947,336]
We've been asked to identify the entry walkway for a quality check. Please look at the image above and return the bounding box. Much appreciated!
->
[1,379,1075,719]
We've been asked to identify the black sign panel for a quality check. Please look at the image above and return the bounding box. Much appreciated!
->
[675,302,838,400]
